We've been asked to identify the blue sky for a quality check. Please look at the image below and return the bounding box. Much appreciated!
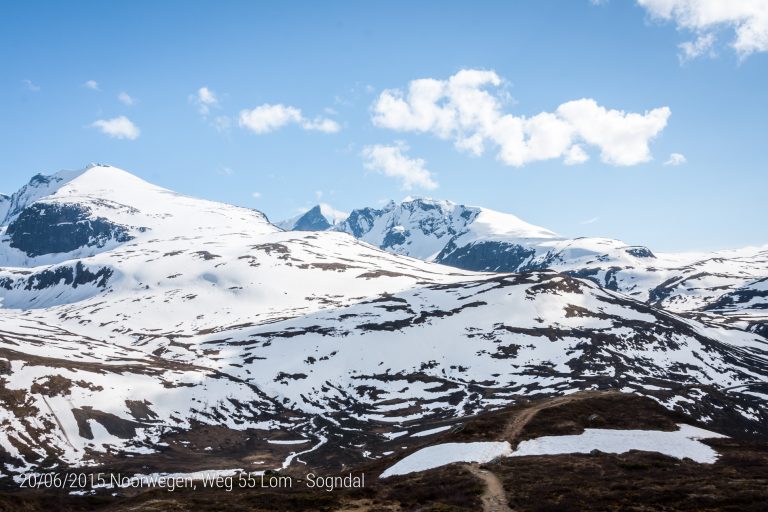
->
[1,0,766,251]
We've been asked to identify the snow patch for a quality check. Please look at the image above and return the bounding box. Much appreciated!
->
[380,441,512,478]
[512,424,725,463]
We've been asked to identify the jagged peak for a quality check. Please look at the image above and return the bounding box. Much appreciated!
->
[276,203,348,231]
[341,196,558,240]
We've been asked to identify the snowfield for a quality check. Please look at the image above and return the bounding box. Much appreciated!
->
[380,441,513,478]
[512,424,727,463]
[285,196,768,329]
[379,424,726,478]
[0,165,765,475]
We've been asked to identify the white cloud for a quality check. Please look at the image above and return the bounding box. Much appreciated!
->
[678,32,717,60]
[361,143,438,190]
[238,103,340,134]
[564,145,590,165]
[301,117,341,133]
[217,166,234,176]
[315,190,324,199]
[664,152,687,165]
[317,203,349,224]
[118,92,136,105]
[372,69,670,167]
[213,115,232,133]
[191,86,219,115]
[22,79,40,92]
[251,191,262,199]
[239,104,302,133]
[84,80,100,91]
[580,216,600,225]
[637,0,768,59]
[91,116,140,140]
[556,99,670,166]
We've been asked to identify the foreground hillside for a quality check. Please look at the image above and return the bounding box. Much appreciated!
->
[1,393,766,511]
[0,165,765,499]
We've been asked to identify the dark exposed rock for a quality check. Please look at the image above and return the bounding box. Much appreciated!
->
[6,202,134,257]
[71,406,140,440]
[437,241,545,272]
[382,228,408,248]
[30,375,103,397]
[125,400,159,421]
[291,205,332,231]
[342,207,382,238]
[624,246,656,258]
[703,277,768,311]
[23,261,113,290]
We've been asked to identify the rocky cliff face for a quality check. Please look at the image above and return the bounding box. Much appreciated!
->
[6,202,135,257]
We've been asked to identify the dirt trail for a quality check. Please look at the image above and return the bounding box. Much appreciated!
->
[502,390,617,444]
[465,463,512,512]
[468,391,621,512]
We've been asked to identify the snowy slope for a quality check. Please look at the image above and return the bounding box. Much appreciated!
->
[334,198,557,261]
[0,195,9,225]
[278,198,768,332]
[0,166,766,478]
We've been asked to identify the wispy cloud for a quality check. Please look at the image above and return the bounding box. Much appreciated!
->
[83,80,100,91]
[636,0,768,60]
[664,152,687,166]
[213,116,232,133]
[372,69,670,167]
[118,92,136,105]
[190,86,219,116]
[678,33,717,61]
[361,143,438,190]
[22,79,40,92]
[580,216,600,225]
[317,203,348,224]
[91,116,140,140]
[238,103,340,134]
[251,191,262,199]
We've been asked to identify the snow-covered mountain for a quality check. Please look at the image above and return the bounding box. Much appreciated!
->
[1,166,766,481]
[336,198,558,261]
[278,198,768,338]
[276,204,347,231]
[0,195,9,225]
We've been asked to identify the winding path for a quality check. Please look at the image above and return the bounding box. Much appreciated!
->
[465,463,512,512]
[467,390,622,512]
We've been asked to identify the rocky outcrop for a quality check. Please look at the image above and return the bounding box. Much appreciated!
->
[6,202,134,257]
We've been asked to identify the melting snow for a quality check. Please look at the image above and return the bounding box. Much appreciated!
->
[380,424,726,478]
[410,425,451,437]
[512,424,726,463]
[380,441,512,478]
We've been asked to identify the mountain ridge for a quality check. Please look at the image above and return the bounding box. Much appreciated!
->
[280,197,768,337]
[0,165,765,483]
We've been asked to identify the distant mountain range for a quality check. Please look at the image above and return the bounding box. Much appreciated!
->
[0,165,765,482]
[280,198,768,338]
